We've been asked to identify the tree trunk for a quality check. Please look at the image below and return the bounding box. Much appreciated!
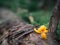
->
[48,0,60,36]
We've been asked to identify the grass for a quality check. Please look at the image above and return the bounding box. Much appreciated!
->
[18,10,52,27]
[30,10,52,26]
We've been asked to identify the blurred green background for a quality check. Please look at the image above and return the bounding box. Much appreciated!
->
[0,0,60,40]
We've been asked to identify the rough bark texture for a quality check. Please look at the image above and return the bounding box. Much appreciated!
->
[48,0,60,39]
[0,4,60,45]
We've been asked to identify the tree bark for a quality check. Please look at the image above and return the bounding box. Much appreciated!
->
[48,0,60,36]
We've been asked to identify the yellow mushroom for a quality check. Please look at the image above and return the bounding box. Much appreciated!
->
[34,28,41,34]
[34,25,48,40]
[38,25,46,31]
[40,33,47,39]
[44,30,48,33]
